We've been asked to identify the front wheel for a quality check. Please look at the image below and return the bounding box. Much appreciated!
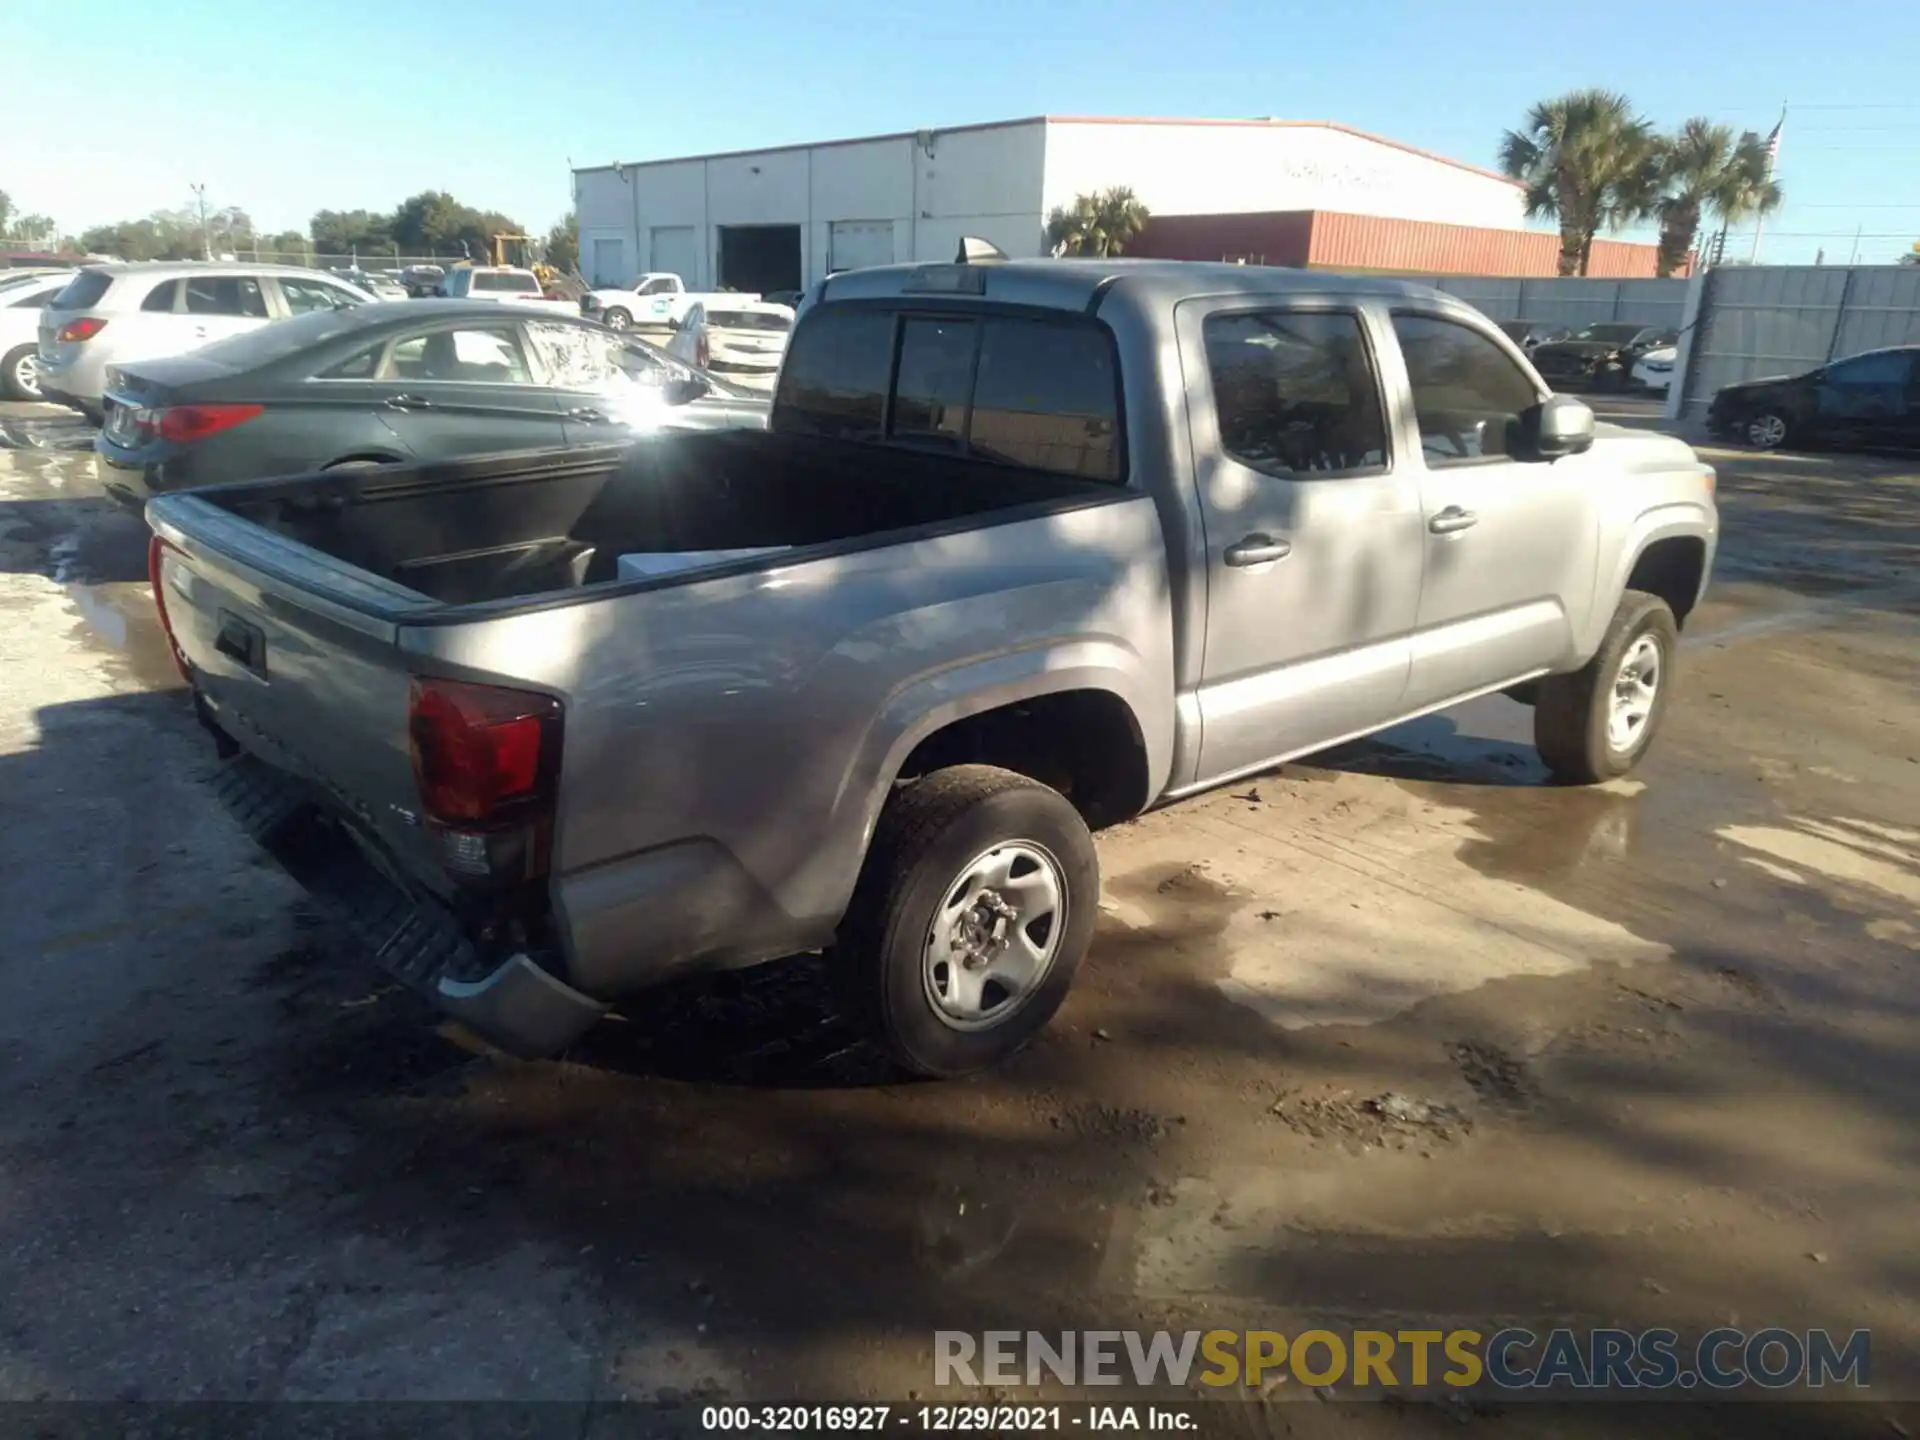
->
[1746,410,1790,449]
[1534,590,1679,785]
[2,344,40,401]
[833,765,1099,1078]
[601,307,631,331]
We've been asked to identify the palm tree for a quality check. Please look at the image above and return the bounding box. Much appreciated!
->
[1046,186,1150,257]
[1499,90,1659,276]
[1652,120,1782,277]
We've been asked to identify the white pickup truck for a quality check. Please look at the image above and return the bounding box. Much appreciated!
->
[438,267,575,313]
[579,272,747,331]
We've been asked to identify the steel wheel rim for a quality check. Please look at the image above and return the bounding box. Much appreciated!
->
[1749,413,1786,448]
[922,840,1068,1032]
[1608,634,1662,753]
[12,352,37,397]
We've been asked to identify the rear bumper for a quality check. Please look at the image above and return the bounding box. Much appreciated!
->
[207,748,608,1058]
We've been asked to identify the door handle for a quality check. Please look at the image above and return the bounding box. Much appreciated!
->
[567,406,610,423]
[385,394,433,411]
[1428,506,1480,535]
[1224,533,1293,567]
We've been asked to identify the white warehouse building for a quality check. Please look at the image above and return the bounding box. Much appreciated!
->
[571,114,1529,293]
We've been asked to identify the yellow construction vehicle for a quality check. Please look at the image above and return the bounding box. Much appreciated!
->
[489,233,561,290]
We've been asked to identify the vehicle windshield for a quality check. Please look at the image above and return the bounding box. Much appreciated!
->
[707,310,792,333]
[189,306,379,370]
[1569,324,1652,343]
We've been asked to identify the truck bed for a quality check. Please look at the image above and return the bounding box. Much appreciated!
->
[198,430,1107,609]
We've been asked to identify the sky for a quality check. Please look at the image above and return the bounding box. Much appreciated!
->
[8,0,1920,267]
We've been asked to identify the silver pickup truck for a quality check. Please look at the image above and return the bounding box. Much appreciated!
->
[147,254,1718,1077]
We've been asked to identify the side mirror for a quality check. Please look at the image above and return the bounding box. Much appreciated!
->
[666,375,710,406]
[1520,394,1594,461]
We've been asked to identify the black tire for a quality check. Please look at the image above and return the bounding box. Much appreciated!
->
[1,344,39,402]
[833,765,1099,1078]
[601,306,631,330]
[1503,680,1540,706]
[1745,410,1791,450]
[1534,589,1679,785]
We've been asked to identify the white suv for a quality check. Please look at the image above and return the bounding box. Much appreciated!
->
[36,262,375,421]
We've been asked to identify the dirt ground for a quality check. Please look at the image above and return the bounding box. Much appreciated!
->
[1,398,1918,1435]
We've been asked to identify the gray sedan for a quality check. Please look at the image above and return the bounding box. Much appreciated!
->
[94,300,769,507]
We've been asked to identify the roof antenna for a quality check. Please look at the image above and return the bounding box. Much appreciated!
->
[954,236,1008,265]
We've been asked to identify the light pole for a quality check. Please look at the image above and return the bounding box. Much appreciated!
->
[190,183,211,260]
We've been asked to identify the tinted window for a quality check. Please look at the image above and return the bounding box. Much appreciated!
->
[1827,351,1912,387]
[774,307,893,441]
[386,326,532,383]
[1568,324,1645,344]
[637,277,677,295]
[191,308,380,373]
[281,277,359,315]
[184,276,269,318]
[1391,314,1541,465]
[707,309,792,333]
[891,318,974,445]
[140,280,181,313]
[525,321,624,389]
[1205,310,1387,475]
[475,272,539,294]
[50,272,112,310]
[970,318,1120,481]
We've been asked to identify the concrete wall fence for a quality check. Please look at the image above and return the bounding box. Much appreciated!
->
[1413,275,1689,331]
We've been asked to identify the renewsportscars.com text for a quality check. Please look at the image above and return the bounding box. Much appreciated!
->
[934,1328,1871,1392]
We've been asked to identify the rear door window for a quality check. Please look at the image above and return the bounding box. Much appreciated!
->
[183,276,270,318]
[50,272,113,310]
[279,277,360,315]
[140,280,182,313]
[1204,310,1388,475]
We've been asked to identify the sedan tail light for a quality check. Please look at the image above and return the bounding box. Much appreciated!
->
[56,317,107,343]
[147,535,192,682]
[155,403,263,444]
[696,333,711,368]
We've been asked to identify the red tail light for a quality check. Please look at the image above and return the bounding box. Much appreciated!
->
[156,403,263,444]
[696,333,710,368]
[409,678,563,882]
[56,317,107,343]
[147,535,192,682]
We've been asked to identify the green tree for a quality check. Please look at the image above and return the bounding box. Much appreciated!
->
[1046,186,1150,257]
[310,207,393,256]
[1651,120,1782,277]
[546,211,579,273]
[0,191,13,236]
[1499,90,1660,276]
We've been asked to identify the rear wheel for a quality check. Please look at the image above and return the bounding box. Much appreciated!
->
[1,345,39,401]
[833,765,1098,1078]
[601,307,631,331]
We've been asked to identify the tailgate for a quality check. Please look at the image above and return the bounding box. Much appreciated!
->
[147,497,450,894]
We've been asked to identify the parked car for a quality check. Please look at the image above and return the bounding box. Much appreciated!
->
[400,264,445,298]
[435,267,576,313]
[663,300,794,391]
[148,254,1717,1075]
[1530,324,1677,390]
[35,263,375,422]
[579,272,744,331]
[1495,320,1570,353]
[94,301,768,506]
[1706,344,1920,452]
[1631,344,1678,395]
[0,269,76,400]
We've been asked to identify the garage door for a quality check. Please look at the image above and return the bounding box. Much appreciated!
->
[829,220,893,274]
[590,237,625,287]
[649,226,699,284]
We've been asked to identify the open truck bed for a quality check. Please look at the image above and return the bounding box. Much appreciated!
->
[146,428,1165,1056]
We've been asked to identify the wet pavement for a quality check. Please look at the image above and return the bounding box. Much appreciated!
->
[2,400,1919,1432]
